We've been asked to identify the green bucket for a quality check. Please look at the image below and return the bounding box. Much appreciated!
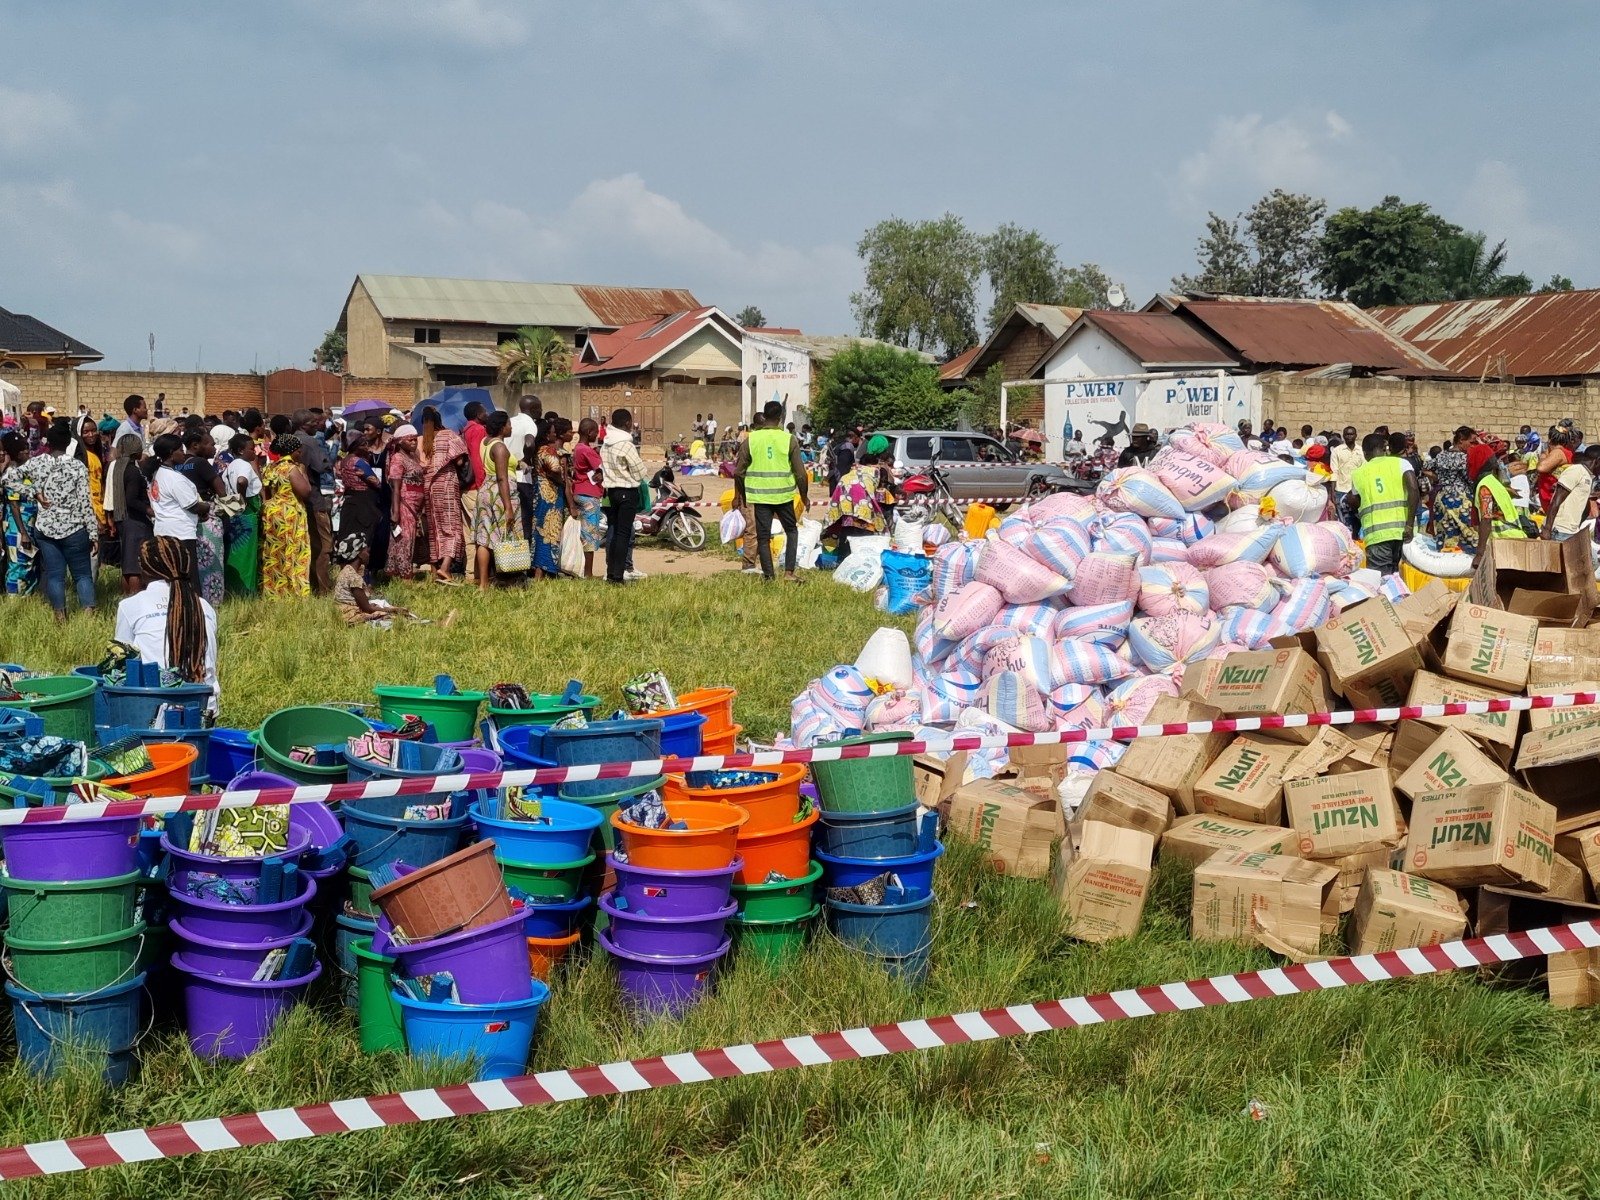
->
[489,693,599,729]
[256,706,372,784]
[347,866,378,917]
[809,732,915,813]
[0,760,109,806]
[734,904,818,966]
[731,859,822,921]
[5,920,146,994]
[6,677,98,744]
[558,775,665,854]
[499,853,595,902]
[372,686,488,744]
[1,870,141,943]
[353,937,405,1054]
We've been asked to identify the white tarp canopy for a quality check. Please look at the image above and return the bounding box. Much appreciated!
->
[0,378,20,419]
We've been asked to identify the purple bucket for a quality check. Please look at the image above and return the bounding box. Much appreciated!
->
[390,908,532,1005]
[606,853,741,918]
[166,873,318,942]
[600,929,729,1017]
[169,912,313,980]
[0,817,141,883]
[162,824,313,892]
[599,893,736,958]
[229,770,346,869]
[171,951,322,1059]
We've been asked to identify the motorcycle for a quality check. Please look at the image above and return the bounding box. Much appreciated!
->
[898,454,1083,531]
[667,433,692,466]
[633,466,707,551]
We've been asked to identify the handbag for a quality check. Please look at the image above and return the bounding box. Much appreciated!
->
[456,455,474,491]
[494,539,531,573]
[559,516,584,575]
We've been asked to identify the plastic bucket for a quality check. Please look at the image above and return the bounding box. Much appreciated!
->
[607,853,740,918]
[2,869,141,943]
[373,685,488,743]
[600,929,728,1018]
[0,759,109,808]
[391,907,533,1005]
[342,794,469,871]
[370,840,514,942]
[665,763,806,834]
[599,893,735,959]
[658,711,707,760]
[489,693,598,729]
[162,824,312,892]
[166,873,318,943]
[650,687,737,742]
[815,840,944,894]
[733,807,819,885]
[558,775,664,854]
[815,804,929,860]
[734,905,818,967]
[470,797,602,864]
[6,971,146,1084]
[527,931,580,982]
[137,725,214,785]
[343,738,467,785]
[7,676,98,743]
[354,937,404,1053]
[256,706,372,784]
[1,817,142,883]
[169,912,314,981]
[701,724,742,757]
[394,981,549,1080]
[825,890,933,981]
[334,911,377,1007]
[545,718,663,800]
[730,859,822,922]
[171,951,322,1058]
[496,725,551,768]
[104,742,198,799]
[609,800,748,871]
[347,866,379,917]
[70,665,112,724]
[5,920,146,995]
[809,732,915,813]
[499,854,594,903]
[101,681,212,731]
[208,727,257,782]
[521,894,594,940]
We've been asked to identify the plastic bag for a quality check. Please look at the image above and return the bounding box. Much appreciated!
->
[559,517,584,576]
[718,508,745,545]
[834,550,883,592]
[795,518,823,570]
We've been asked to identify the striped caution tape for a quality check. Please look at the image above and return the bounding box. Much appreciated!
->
[1,917,1594,1180]
[4,691,1594,828]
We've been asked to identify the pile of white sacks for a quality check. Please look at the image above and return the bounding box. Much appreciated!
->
[787,422,1389,767]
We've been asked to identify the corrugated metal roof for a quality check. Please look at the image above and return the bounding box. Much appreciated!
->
[393,344,502,368]
[353,275,700,331]
[1077,311,1238,369]
[1176,297,1451,375]
[939,344,981,381]
[1014,303,1083,340]
[1371,289,1600,381]
[0,306,100,361]
[573,307,741,377]
[968,303,1085,377]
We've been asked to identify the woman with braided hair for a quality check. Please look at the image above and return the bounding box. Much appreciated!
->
[113,535,219,712]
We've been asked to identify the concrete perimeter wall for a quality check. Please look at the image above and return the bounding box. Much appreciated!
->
[1262,376,1600,444]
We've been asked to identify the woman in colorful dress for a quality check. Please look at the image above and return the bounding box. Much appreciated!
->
[419,406,467,585]
[77,416,108,567]
[385,424,428,580]
[0,431,39,596]
[471,411,523,589]
[824,435,894,561]
[569,417,604,578]
[260,434,311,598]
[335,429,382,554]
[222,433,263,596]
[1428,426,1476,553]
[178,428,227,607]
[531,417,571,579]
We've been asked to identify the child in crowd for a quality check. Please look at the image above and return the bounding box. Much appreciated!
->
[332,534,419,628]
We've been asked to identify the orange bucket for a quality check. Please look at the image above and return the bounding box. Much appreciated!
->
[527,930,581,981]
[701,723,743,757]
[663,763,806,834]
[609,799,748,870]
[104,742,198,798]
[650,688,738,741]
[734,806,819,885]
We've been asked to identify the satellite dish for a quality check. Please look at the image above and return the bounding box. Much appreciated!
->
[1106,283,1127,310]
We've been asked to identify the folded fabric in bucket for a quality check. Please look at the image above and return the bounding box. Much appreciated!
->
[0,734,84,777]
[190,805,291,857]
[619,791,670,829]
[402,803,452,822]
[180,872,258,905]
[550,712,588,731]
[623,670,677,714]
[488,683,531,711]
[827,872,899,906]
[98,735,154,778]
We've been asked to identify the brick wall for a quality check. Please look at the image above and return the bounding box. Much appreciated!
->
[1261,376,1600,445]
[0,368,70,416]
[77,371,201,418]
[205,374,266,414]
[344,377,422,411]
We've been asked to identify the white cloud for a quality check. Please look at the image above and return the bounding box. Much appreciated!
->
[0,86,80,154]
[1173,110,1364,212]
[302,0,532,49]
[1459,159,1582,278]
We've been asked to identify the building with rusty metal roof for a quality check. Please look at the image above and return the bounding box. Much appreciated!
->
[1371,289,1600,384]
[942,303,1083,388]
[1028,310,1239,378]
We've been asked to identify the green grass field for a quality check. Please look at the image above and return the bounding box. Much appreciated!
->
[1,572,1599,1199]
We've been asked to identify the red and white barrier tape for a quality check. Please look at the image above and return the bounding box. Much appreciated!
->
[2,916,1593,1180]
[10,692,1596,828]
[689,494,1034,511]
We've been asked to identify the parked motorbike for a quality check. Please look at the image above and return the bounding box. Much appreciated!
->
[634,466,707,551]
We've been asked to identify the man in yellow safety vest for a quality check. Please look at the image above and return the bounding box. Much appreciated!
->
[1344,431,1416,576]
[734,399,809,582]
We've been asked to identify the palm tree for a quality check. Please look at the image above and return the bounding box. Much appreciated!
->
[497,326,572,393]
[1435,232,1513,301]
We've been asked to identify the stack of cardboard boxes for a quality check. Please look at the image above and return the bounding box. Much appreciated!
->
[932,531,1600,1006]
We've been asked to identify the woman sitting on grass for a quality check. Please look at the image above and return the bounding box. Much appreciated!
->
[333,533,416,628]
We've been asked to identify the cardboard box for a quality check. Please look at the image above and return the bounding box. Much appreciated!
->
[1077,770,1171,838]
[1557,825,1600,892]
[1530,629,1600,689]
[1406,669,1519,761]
[1323,846,1394,915]
[1192,851,1339,956]
[1404,781,1556,890]
[1468,528,1597,629]
[1053,820,1155,943]
[1284,768,1405,859]
[1208,647,1334,745]
[946,778,1063,879]
[1282,726,1358,780]
[1515,715,1600,833]
[1475,886,1600,1009]
[1544,852,1588,903]
[1524,682,1600,731]
[1441,602,1539,692]
[1393,727,1510,803]
[913,753,965,814]
[1193,735,1300,825]
[1160,814,1298,868]
[1315,596,1429,707]
[1179,658,1224,704]
[1340,722,1396,770]
[1109,696,1230,816]
[1347,869,1467,954]
[1394,579,1461,642]
[1386,718,1440,778]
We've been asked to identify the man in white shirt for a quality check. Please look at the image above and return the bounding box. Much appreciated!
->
[1543,447,1598,542]
[600,408,648,585]
[508,395,541,542]
[1329,424,1365,536]
[704,412,718,449]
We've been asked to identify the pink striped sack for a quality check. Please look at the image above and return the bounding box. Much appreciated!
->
[1105,673,1182,726]
[865,689,922,731]
[1029,491,1100,523]
[1150,537,1191,563]
[921,523,951,549]
[1379,573,1412,603]
[1191,423,1246,457]
[1090,513,1155,565]
[1055,599,1134,646]
[1203,561,1278,612]
[790,692,845,749]
[1066,551,1139,606]
[930,540,984,598]
[1151,449,1238,511]
[1184,525,1283,568]
[1137,562,1211,618]
[976,538,1072,603]
[1127,612,1221,672]
[1077,741,1129,772]
[1051,640,1130,686]
[914,606,958,667]
[982,634,1056,695]
[1168,428,1230,467]
[1096,467,1186,520]
[1265,578,1335,638]
[1230,454,1306,496]
[999,513,1092,579]
[1148,512,1217,546]
[1051,687,1108,732]
[931,580,1005,639]
[986,670,1051,732]
[813,665,875,731]
[1218,605,1277,649]
[1270,521,1359,579]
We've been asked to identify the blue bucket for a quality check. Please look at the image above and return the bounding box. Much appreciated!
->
[6,971,147,1084]
[815,840,944,894]
[343,739,465,785]
[815,805,934,860]
[394,980,550,1080]
[334,911,378,1009]
[101,681,213,731]
[825,889,933,981]
[340,794,470,870]
[496,724,550,765]
[543,718,663,799]
[520,893,595,940]
[208,728,256,782]
[470,797,603,863]
[659,711,707,760]
[71,666,111,725]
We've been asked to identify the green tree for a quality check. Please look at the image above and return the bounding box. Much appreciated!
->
[1540,274,1576,293]
[1059,262,1114,310]
[496,326,571,392]
[813,343,954,432]
[1173,214,1252,294]
[1174,190,1325,297]
[951,361,1005,430]
[1434,232,1533,299]
[981,224,1112,329]
[734,305,765,328]
[1316,196,1463,306]
[312,329,346,373]
[851,214,982,358]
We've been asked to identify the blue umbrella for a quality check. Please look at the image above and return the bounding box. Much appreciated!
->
[409,387,499,433]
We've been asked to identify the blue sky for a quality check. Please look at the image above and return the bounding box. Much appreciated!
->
[2,0,1595,371]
